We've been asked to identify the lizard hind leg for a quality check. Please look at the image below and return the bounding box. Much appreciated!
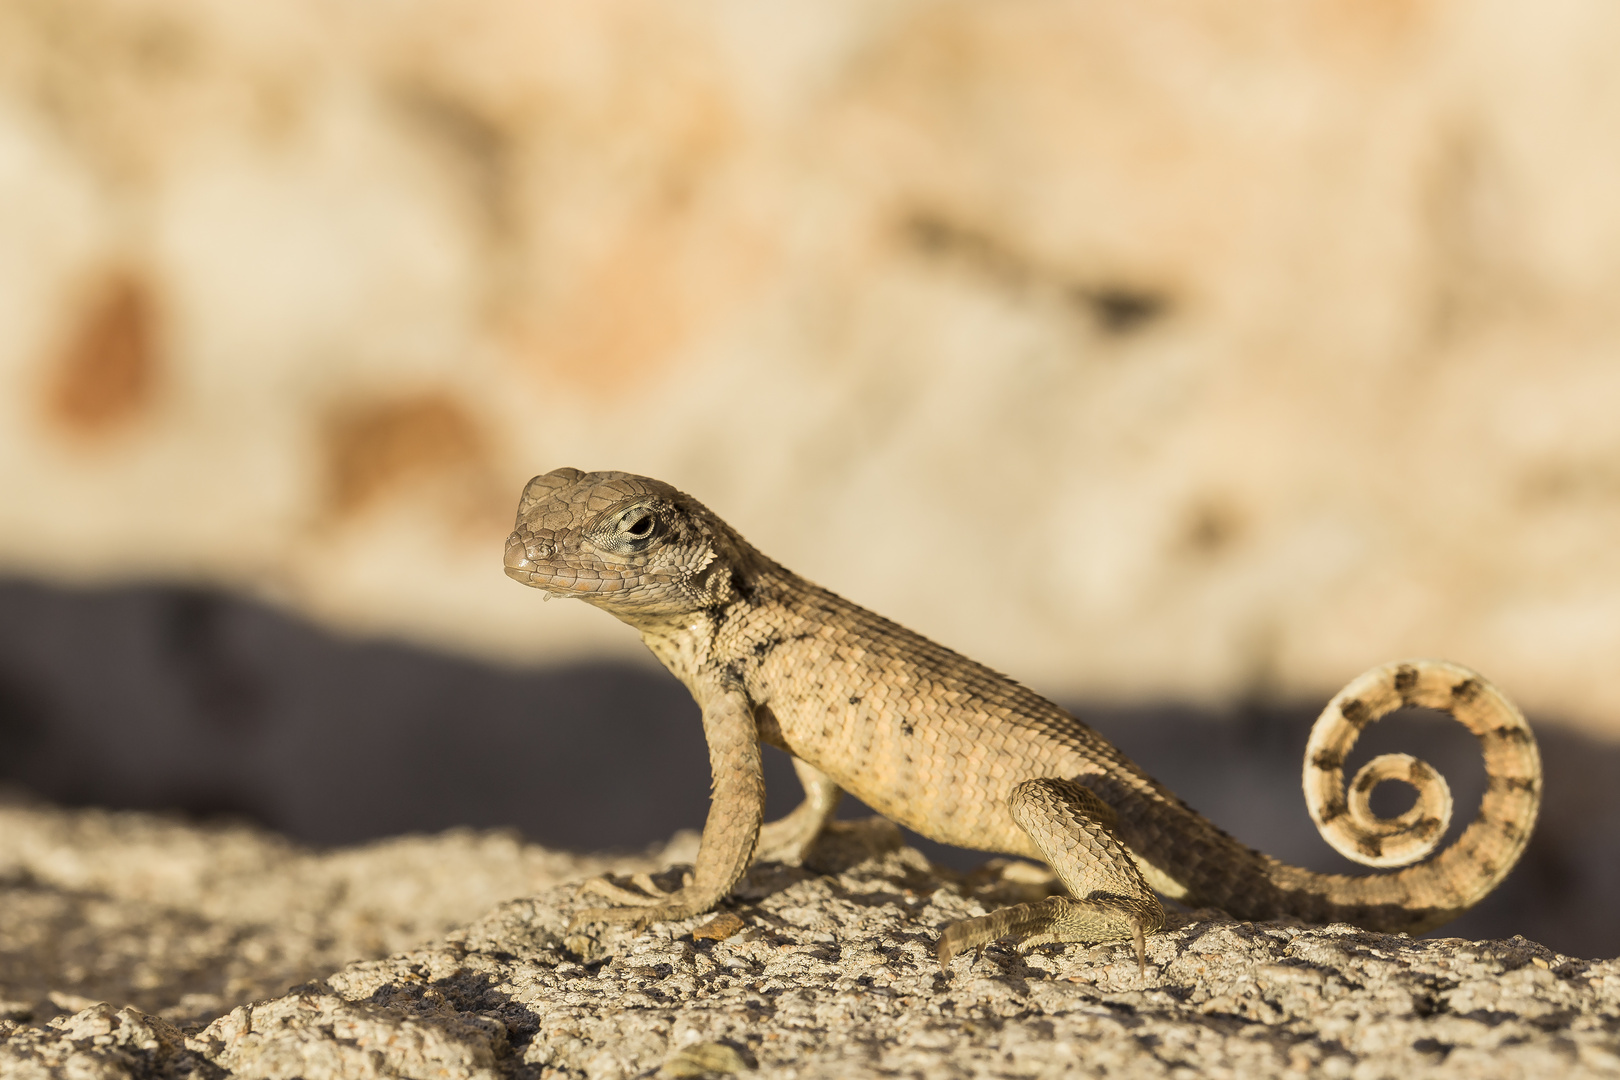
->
[937,778,1164,973]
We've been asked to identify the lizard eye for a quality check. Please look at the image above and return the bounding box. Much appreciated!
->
[619,510,656,539]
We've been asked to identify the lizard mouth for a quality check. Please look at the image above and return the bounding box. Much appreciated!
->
[504,532,568,594]
[504,531,675,601]
[509,566,637,596]
[502,557,588,595]
[503,534,640,597]
[502,564,548,587]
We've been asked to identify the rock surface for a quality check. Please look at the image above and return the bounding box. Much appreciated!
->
[0,791,683,1029]
[2,801,1616,1079]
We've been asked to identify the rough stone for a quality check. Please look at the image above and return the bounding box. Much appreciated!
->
[2,801,1615,1079]
[0,790,692,1029]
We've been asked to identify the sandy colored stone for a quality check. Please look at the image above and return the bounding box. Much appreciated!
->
[0,791,696,1028]
[0,0,1619,735]
[2,802,1616,1079]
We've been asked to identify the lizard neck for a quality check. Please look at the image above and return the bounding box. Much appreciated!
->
[626,543,794,701]
[635,614,722,700]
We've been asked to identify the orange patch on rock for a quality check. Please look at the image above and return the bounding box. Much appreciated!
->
[46,271,162,435]
[502,87,769,396]
[322,393,503,532]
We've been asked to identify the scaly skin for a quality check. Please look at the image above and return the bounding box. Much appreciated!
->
[504,469,1542,970]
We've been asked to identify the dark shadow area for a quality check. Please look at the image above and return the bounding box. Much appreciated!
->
[0,577,1614,958]
[0,577,711,852]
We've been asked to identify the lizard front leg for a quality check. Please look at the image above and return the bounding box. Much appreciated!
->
[573,686,766,929]
[938,778,1164,972]
[753,758,842,865]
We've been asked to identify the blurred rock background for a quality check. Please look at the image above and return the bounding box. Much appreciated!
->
[1,0,1618,956]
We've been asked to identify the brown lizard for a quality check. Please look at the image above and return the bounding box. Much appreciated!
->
[503,468,1542,970]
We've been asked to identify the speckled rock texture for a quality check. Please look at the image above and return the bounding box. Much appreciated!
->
[2,803,1616,1079]
[0,791,682,1029]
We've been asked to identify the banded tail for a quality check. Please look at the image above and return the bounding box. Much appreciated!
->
[1288,659,1541,930]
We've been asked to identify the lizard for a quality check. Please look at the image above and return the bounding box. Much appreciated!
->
[502,468,1542,971]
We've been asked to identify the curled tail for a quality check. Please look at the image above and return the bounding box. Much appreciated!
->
[1294,659,1541,930]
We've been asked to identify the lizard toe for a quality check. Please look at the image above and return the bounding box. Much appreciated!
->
[577,872,690,907]
[938,898,1067,971]
[568,906,655,932]
[938,895,1162,973]
[568,890,710,933]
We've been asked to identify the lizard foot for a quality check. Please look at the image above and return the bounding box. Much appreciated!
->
[568,874,709,932]
[936,895,1157,975]
[945,778,1163,976]
[569,905,666,932]
[568,895,708,932]
[577,870,692,907]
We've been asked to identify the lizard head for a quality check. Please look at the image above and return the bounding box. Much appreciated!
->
[504,467,752,619]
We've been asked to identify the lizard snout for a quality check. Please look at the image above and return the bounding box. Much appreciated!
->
[504,531,554,582]
[503,532,532,572]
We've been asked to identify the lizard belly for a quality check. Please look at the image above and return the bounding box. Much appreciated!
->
[766,689,1045,859]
